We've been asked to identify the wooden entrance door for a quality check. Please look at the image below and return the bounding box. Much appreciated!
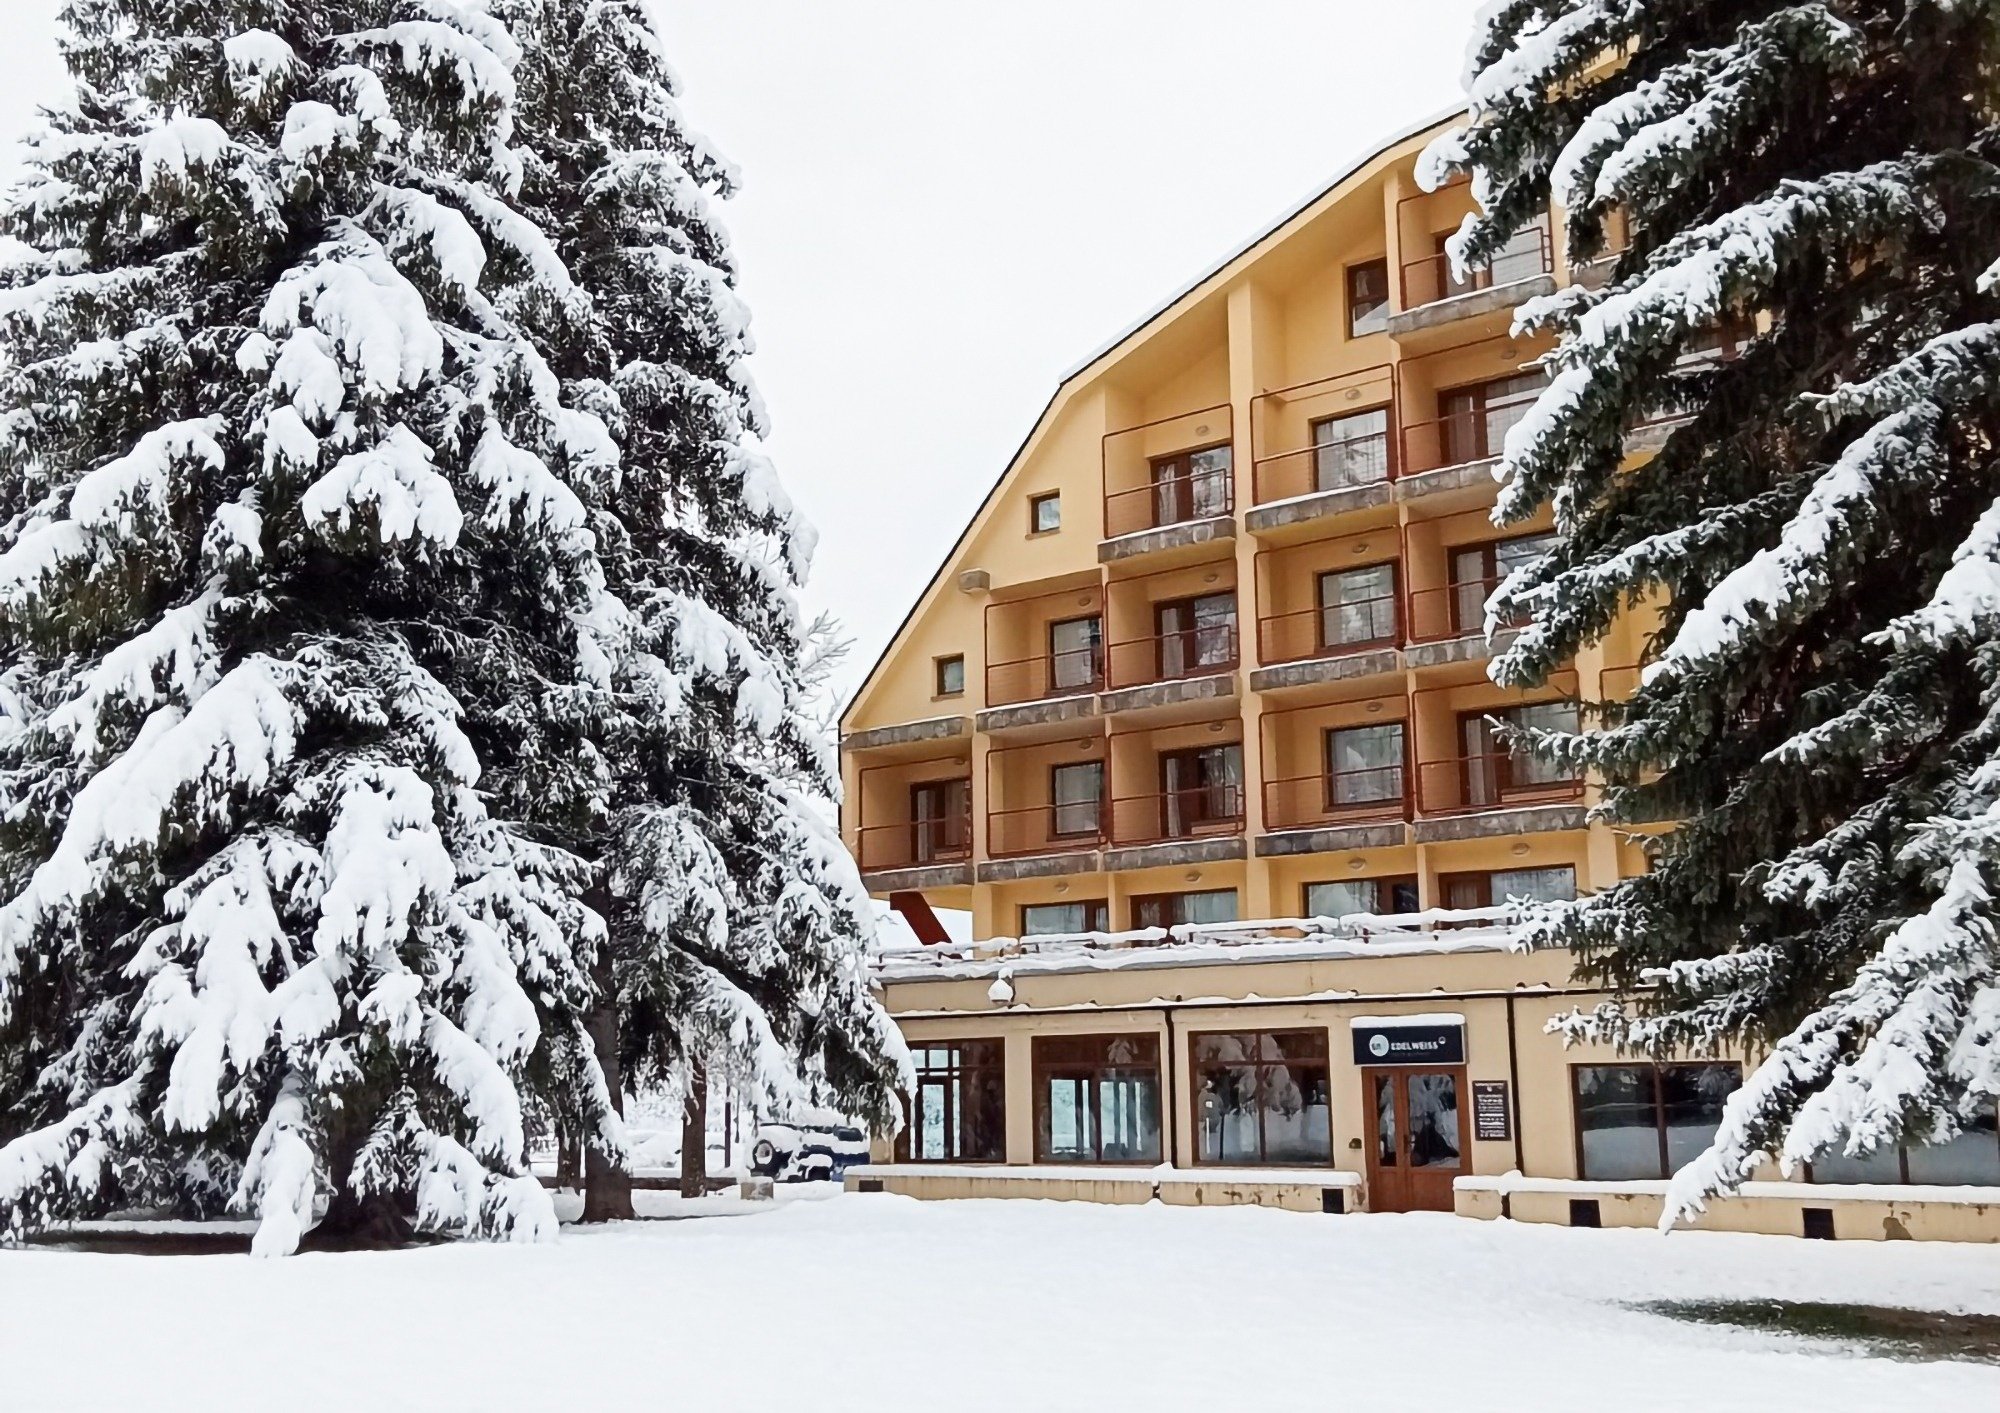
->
[1364,1066,1467,1212]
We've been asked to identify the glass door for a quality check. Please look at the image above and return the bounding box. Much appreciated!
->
[1363,1068,1465,1212]
[909,778,969,863]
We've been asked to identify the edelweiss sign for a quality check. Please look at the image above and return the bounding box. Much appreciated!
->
[1349,1015,1466,1066]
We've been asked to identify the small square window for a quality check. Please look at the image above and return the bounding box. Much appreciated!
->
[935,654,965,697]
[1029,492,1061,534]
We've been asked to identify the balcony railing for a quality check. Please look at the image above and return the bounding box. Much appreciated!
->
[1103,464,1235,540]
[1106,785,1246,847]
[855,815,973,872]
[1406,580,1534,646]
[985,645,1104,707]
[1400,225,1553,310]
[1257,592,1400,665]
[1250,427,1395,505]
[986,801,1107,858]
[1263,766,1409,831]
[1400,399,1541,477]
[1415,752,1581,816]
[1105,622,1239,690]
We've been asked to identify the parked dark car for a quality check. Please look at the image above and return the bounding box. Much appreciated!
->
[749,1120,870,1182]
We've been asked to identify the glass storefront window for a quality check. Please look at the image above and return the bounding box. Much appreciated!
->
[1813,1102,2000,1185]
[1033,1034,1163,1164]
[899,1040,1007,1163]
[1573,1062,1740,1180]
[1193,1030,1333,1166]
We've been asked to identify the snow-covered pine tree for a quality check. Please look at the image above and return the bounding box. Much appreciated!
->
[0,0,624,1253]
[1424,1,2000,1223]
[498,0,910,1210]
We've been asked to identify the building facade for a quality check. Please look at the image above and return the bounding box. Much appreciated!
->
[836,113,2000,1239]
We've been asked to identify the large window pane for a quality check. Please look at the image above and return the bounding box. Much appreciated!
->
[1406,1073,1461,1169]
[1034,1034,1162,1164]
[1487,866,1576,906]
[904,1039,1005,1163]
[1051,761,1103,838]
[1328,723,1404,806]
[1313,407,1389,490]
[1319,562,1396,648]
[1193,1031,1331,1166]
[1021,901,1106,937]
[1049,617,1101,691]
[1575,1065,1663,1180]
[1904,1106,2000,1185]
[1660,1064,1740,1173]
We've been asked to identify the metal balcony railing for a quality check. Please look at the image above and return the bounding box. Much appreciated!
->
[986,801,1106,858]
[1257,592,1400,665]
[1250,427,1395,505]
[1400,224,1553,310]
[1414,752,1581,816]
[1104,622,1239,690]
[1263,765,1409,831]
[1102,464,1235,540]
[855,815,973,872]
[984,645,1104,707]
[1106,785,1246,847]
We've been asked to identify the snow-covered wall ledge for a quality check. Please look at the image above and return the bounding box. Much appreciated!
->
[1456,1174,2000,1207]
[850,1163,1362,1187]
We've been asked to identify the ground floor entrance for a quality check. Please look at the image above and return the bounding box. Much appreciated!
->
[1364,1066,1466,1212]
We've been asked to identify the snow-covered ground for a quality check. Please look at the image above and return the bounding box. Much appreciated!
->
[3,1194,1995,1411]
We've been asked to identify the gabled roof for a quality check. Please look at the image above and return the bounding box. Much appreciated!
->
[841,104,1464,729]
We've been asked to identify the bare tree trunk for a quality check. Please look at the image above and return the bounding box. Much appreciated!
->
[679,1060,708,1199]
[556,1127,581,1190]
[581,945,633,1222]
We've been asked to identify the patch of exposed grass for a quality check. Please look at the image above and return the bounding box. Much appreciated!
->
[1637,1299,2000,1365]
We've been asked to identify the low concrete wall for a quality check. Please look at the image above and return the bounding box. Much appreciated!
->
[1455,1177,2000,1242]
[847,1164,1363,1214]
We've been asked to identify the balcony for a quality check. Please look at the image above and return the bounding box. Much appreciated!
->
[1101,620,1239,715]
[1109,781,1246,843]
[1413,752,1583,841]
[979,583,1106,734]
[850,764,973,890]
[980,737,1109,881]
[1389,216,1556,347]
[1403,579,1521,669]
[1263,763,1409,831]
[1245,366,1396,534]
[1100,404,1237,563]
[854,815,973,883]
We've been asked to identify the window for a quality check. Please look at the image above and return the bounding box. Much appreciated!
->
[1047,615,1103,693]
[1810,1101,2000,1186]
[1572,1062,1741,1180]
[1048,761,1105,839]
[1158,744,1244,836]
[1324,722,1404,810]
[1194,1030,1333,1165]
[899,1039,1006,1162]
[1458,699,1581,803]
[1029,491,1061,533]
[1021,899,1109,937]
[1347,258,1390,337]
[1318,562,1397,651]
[1441,866,1576,912]
[1034,1034,1162,1163]
[1303,876,1420,921]
[1149,445,1233,527]
[1131,888,1238,931]
[1437,371,1550,467]
[1310,407,1390,492]
[934,654,965,698]
[1448,531,1554,635]
[1154,592,1237,679]
[908,778,970,864]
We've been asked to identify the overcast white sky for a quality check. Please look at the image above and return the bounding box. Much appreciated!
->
[0,1,1485,699]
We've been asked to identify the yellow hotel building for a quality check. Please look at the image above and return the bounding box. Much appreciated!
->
[836,111,2000,1239]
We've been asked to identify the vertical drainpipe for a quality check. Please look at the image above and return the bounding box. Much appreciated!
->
[1504,991,1525,1220]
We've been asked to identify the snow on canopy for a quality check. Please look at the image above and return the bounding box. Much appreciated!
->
[1424,0,2000,1227]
